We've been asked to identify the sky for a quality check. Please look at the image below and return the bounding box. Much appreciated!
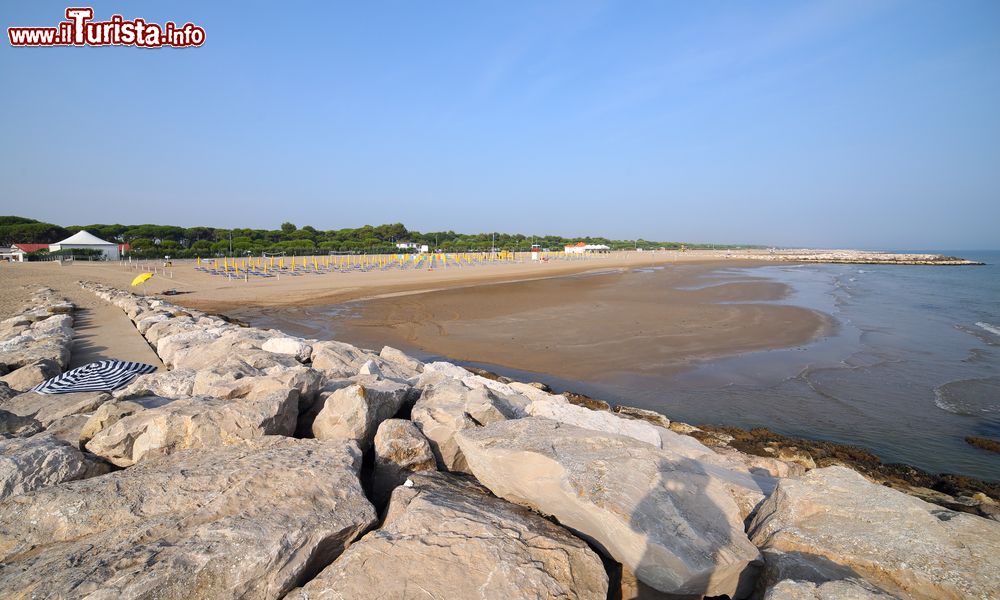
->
[1,1,998,249]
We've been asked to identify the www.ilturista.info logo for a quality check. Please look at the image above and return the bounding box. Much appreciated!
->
[8,7,205,48]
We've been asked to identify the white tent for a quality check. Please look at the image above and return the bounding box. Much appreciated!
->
[49,230,120,260]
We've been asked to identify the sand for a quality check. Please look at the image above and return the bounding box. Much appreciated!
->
[0,251,825,379]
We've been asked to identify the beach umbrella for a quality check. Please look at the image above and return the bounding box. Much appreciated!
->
[131,272,153,286]
[31,360,157,394]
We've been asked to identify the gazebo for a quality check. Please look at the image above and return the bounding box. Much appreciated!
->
[49,230,120,260]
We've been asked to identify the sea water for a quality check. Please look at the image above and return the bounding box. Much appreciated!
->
[593,251,1000,482]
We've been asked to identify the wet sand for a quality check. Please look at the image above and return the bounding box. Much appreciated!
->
[247,262,834,381]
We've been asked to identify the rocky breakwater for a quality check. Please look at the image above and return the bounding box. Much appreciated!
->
[742,249,984,265]
[0,281,997,599]
[0,287,74,392]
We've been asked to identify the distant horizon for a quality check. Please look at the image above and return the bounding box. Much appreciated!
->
[2,2,998,249]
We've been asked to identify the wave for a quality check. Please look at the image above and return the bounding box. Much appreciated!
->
[976,322,1000,336]
[933,377,1000,416]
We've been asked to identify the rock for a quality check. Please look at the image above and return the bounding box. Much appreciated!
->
[85,390,299,467]
[113,367,197,399]
[287,472,607,600]
[0,433,91,501]
[0,391,109,428]
[411,379,517,472]
[0,358,61,391]
[714,445,806,479]
[357,358,382,377]
[0,381,15,402]
[44,414,91,447]
[757,549,900,599]
[78,396,175,447]
[311,340,375,377]
[764,579,900,599]
[748,466,1000,599]
[312,380,411,450]
[455,418,762,597]
[564,391,611,411]
[0,438,377,599]
[372,419,436,504]
[613,405,671,428]
[379,346,423,373]
[528,398,663,447]
[134,312,170,334]
[420,360,470,381]
[262,336,312,362]
[0,409,43,438]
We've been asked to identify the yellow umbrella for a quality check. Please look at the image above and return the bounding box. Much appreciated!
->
[131,272,153,287]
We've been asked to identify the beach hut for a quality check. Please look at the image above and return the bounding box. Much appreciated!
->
[8,243,49,261]
[49,230,120,260]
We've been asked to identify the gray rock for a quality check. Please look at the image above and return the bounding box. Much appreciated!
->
[113,368,197,399]
[411,379,516,473]
[286,472,608,600]
[85,389,299,467]
[379,345,423,373]
[748,466,1000,599]
[0,390,110,428]
[0,358,61,391]
[528,397,663,447]
[0,409,43,438]
[455,418,762,597]
[0,381,16,402]
[0,438,376,599]
[757,549,900,599]
[1,433,90,501]
[262,336,312,362]
[372,419,436,504]
[310,340,375,377]
[312,380,411,451]
[613,405,671,429]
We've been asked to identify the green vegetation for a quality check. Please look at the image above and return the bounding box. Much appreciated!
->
[1,216,752,259]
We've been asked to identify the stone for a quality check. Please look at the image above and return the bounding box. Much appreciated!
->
[0,381,15,402]
[748,466,1000,599]
[312,380,411,450]
[0,438,377,599]
[411,379,517,472]
[78,396,175,447]
[0,358,61,391]
[455,418,762,597]
[85,390,299,467]
[112,367,197,399]
[764,579,900,599]
[372,419,436,504]
[357,358,382,377]
[379,345,423,373]
[0,391,109,428]
[310,340,375,377]
[0,409,43,438]
[613,405,671,428]
[0,433,91,501]
[44,414,91,447]
[286,472,607,600]
[757,549,900,599]
[528,398,663,447]
[262,336,313,363]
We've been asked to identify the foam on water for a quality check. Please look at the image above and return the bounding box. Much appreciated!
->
[933,377,1000,416]
[976,321,1000,336]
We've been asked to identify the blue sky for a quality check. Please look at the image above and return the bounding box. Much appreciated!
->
[1,1,998,249]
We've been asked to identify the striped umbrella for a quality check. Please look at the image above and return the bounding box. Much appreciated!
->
[31,360,157,394]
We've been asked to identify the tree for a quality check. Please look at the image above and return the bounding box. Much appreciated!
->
[280,222,297,234]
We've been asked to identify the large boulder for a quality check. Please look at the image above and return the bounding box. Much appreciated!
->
[311,380,411,450]
[0,390,109,428]
[410,379,518,472]
[748,466,1000,599]
[286,472,608,600]
[113,367,197,399]
[379,345,423,373]
[756,549,900,599]
[262,336,312,363]
[528,397,663,447]
[85,390,299,467]
[455,418,762,597]
[78,395,176,447]
[0,438,377,599]
[310,340,375,377]
[0,358,61,391]
[0,381,16,402]
[0,433,93,501]
[372,419,436,504]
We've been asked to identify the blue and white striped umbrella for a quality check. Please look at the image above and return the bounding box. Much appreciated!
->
[31,360,157,394]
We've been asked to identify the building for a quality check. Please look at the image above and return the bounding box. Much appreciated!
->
[564,242,611,254]
[49,230,120,260]
[395,242,429,253]
[4,243,50,261]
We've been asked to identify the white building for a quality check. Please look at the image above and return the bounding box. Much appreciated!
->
[395,242,429,253]
[49,230,120,260]
[564,242,611,254]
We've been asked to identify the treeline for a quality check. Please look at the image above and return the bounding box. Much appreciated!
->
[1,216,750,258]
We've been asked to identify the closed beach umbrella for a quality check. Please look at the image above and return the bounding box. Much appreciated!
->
[131,272,154,286]
[31,360,157,394]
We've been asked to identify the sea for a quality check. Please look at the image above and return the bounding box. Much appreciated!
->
[245,251,1000,482]
[534,251,1000,482]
